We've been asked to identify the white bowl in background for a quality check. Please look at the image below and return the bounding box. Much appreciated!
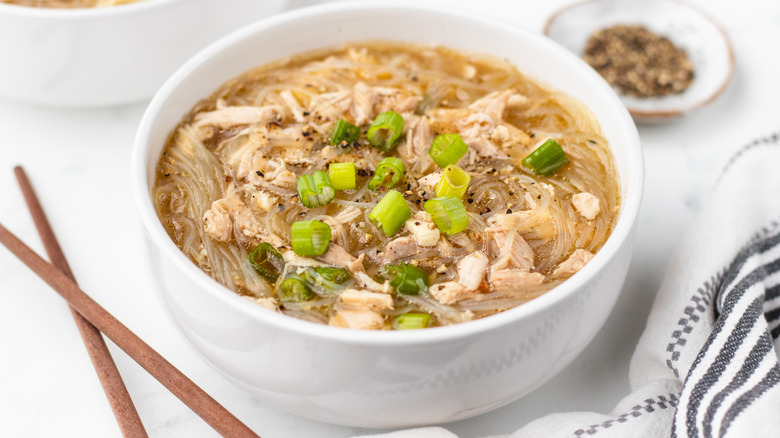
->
[132,3,643,428]
[0,0,287,107]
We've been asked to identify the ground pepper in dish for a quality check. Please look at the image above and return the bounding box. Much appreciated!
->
[583,24,694,98]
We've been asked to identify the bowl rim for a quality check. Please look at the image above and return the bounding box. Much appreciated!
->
[131,1,644,346]
[542,0,735,121]
[0,0,182,17]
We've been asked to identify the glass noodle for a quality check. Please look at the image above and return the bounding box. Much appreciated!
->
[153,42,620,330]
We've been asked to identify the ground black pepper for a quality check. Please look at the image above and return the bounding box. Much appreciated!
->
[583,24,694,98]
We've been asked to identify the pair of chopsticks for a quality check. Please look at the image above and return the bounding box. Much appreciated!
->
[3,167,260,438]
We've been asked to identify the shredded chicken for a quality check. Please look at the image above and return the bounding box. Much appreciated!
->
[383,236,420,262]
[253,190,278,212]
[469,90,512,122]
[457,252,489,291]
[356,271,392,294]
[430,282,478,305]
[552,249,594,277]
[329,308,385,330]
[572,192,600,220]
[489,270,544,290]
[318,244,365,273]
[192,105,281,139]
[399,116,435,171]
[429,251,489,304]
[202,199,232,241]
[339,289,394,311]
[404,211,440,247]
[488,229,535,273]
[418,172,442,191]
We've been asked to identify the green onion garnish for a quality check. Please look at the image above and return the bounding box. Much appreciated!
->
[521,138,569,176]
[328,162,356,191]
[368,190,411,236]
[424,196,469,235]
[381,263,430,295]
[435,165,471,199]
[291,220,332,256]
[428,133,468,168]
[393,313,432,330]
[297,170,336,208]
[248,243,285,283]
[329,118,361,146]
[368,156,405,191]
[278,276,314,302]
[367,111,405,151]
[303,266,351,286]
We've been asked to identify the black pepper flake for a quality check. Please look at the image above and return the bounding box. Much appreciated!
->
[537,195,541,199]
[299,212,306,216]
[588,139,596,144]
[530,133,535,138]
[583,24,694,98]
[412,76,419,82]
[225,176,233,183]
[406,183,411,190]
[506,209,513,214]
[256,171,265,177]
[303,111,310,116]
[164,173,170,177]
[357,168,369,177]
[467,198,474,204]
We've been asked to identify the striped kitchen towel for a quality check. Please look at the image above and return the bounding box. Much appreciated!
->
[357,133,780,438]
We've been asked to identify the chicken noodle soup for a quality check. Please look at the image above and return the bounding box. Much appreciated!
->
[153,42,620,330]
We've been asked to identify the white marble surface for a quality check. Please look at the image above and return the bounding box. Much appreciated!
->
[0,0,777,436]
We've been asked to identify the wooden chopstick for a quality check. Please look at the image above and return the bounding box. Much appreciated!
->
[0,216,260,438]
[14,166,148,438]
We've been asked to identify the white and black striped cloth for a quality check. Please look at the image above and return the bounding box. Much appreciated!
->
[358,132,780,438]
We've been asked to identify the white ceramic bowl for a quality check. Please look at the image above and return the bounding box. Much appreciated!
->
[132,3,643,428]
[0,0,286,107]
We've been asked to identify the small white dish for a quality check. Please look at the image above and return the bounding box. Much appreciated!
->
[544,0,734,122]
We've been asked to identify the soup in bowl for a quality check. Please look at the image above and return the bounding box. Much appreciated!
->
[132,3,642,428]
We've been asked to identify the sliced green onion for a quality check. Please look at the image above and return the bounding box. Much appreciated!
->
[381,263,429,295]
[328,162,356,190]
[368,157,405,191]
[329,118,361,146]
[248,243,285,283]
[278,276,314,302]
[435,165,471,199]
[428,133,468,168]
[522,138,569,176]
[393,313,433,330]
[368,190,411,236]
[367,111,405,151]
[304,266,351,286]
[424,196,469,235]
[297,170,336,208]
[291,220,332,256]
